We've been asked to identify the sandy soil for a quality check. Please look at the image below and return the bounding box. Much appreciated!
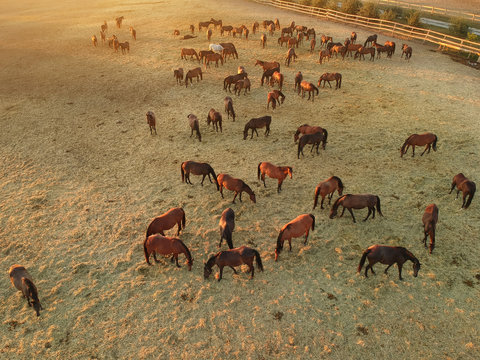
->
[1,0,479,358]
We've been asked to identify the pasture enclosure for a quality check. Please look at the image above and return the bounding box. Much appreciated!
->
[0,0,479,358]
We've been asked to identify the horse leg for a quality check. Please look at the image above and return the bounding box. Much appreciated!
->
[277,179,282,193]
[232,192,238,203]
[153,252,160,263]
[239,191,243,202]
[254,128,259,137]
[304,230,309,245]
[411,146,415,157]
[320,196,325,209]
[462,193,467,208]
[423,231,428,248]
[456,190,460,199]
[207,174,213,183]
[218,266,224,281]
[174,254,180,268]
[348,208,356,223]
[397,263,403,280]
[201,174,206,186]
[364,264,369,277]
[176,221,181,235]
[288,239,292,251]
[190,128,194,137]
[310,143,315,153]
[420,145,429,156]
[371,207,376,219]
[363,208,372,221]
[262,173,266,188]
[230,266,238,274]
[340,207,346,217]
[220,186,224,198]
[384,264,393,274]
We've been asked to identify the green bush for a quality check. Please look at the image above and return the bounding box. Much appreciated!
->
[359,2,379,18]
[391,6,403,18]
[380,9,396,21]
[449,18,469,37]
[405,10,421,27]
[341,0,362,14]
[467,32,479,42]
[326,0,338,11]
[311,0,328,8]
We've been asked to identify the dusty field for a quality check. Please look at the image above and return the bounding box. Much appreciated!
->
[1,0,479,358]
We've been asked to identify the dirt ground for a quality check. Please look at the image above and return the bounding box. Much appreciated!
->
[1,0,479,359]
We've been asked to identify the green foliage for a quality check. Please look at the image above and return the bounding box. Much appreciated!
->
[326,0,338,11]
[405,10,421,27]
[380,9,396,21]
[467,32,479,42]
[341,0,361,14]
[359,2,379,18]
[311,0,328,8]
[449,18,469,37]
[390,6,403,18]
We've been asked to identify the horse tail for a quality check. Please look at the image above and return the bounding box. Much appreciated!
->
[322,128,328,144]
[314,85,319,95]
[181,209,186,229]
[143,237,151,265]
[465,183,476,209]
[181,163,185,182]
[376,196,383,216]
[357,248,371,273]
[432,135,438,151]
[253,249,264,272]
[313,186,320,209]
[309,214,315,231]
[222,225,233,249]
[179,239,192,262]
[209,166,219,191]
[257,162,262,180]
[338,75,342,88]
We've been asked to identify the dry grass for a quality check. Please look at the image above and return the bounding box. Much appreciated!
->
[0,0,479,358]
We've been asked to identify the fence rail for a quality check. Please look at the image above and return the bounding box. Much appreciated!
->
[252,0,480,56]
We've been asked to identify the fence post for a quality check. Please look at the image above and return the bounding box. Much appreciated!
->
[423,30,430,44]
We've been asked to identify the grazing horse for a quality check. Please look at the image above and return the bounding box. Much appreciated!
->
[354,46,375,61]
[190,24,195,34]
[224,96,236,121]
[269,71,284,90]
[181,48,200,61]
[372,41,389,59]
[252,21,259,34]
[313,176,344,209]
[144,234,193,270]
[401,44,412,60]
[400,133,437,157]
[330,194,383,223]
[422,204,438,254]
[384,41,396,54]
[258,161,292,193]
[281,27,293,37]
[330,44,347,59]
[243,28,249,40]
[243,116,271,139]
[358,245,421,280]
[204,53,223,68]
[263,20,274,29]
[91,35,97,47]
[285,47,297,66]
[364,34,377,47]
[224,72,248,92]
[294,71,303,91]
[100,30,106,44]
[350,31,357,44]
[207,109,223,132]
[119,41,129,54]
[187,114,202,141]
[255,59,280,72]
[266,94,277,110]
[287,37,298,49]
[220,25,233,36]
[115,16,124,28]
[204,246,263,280]
[210,18,222,29]
[130,26,136,40]
[297,132,326,159]
[101,20,108,33]
[146,111,157,135]
[310,38,316,53]
[9,265,43,316]
[298,81,319,101]
[267,90,285,109]
[185,67,203,88]
[278,35,291,47]
[261,67,280,86]
[450,173,476,209]
[343,39,362,57]
[320,35,332,48]
[294,124,328,149]
[267,23,275,36]
[181,161,219,189]
[199,21,211,31]
[174,68,184,84]
[318,72,342,89]
[206,29,212,41]
[275,214,315,261]
[234,78,251,96]
[219,208,235,249]
[222,47,237,61]
[146,207,186,238]
[217,173,256,203]
[219,43,238,58]
[260,34,267,48]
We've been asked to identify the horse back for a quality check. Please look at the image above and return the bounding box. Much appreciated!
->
[9,265,33,291]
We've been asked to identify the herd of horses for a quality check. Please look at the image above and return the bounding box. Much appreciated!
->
[91,17,136,55]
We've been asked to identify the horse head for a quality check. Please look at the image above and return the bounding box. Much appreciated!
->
[203,262,212,279]
[287,167,293,179]
[413,260,421,277]
[249,192,256,203]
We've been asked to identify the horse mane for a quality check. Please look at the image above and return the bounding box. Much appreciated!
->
[276,225,289,251]
[400,247,419,263]
[177,239,192,262]
[332,176,343,189]
[22,278,39,301]
[206,253,220,268]
[432,135,438,151]
[331,195,347,210]
[308,214,315,231]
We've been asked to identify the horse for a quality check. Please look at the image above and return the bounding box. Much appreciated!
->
[208,43,224,53]
[243,28,249,40]
[112,38,120,52]
[281,27,293,37]
[267,90,285,109]
[237,66,246,74]
[224,72,248,92]
[234,78,251,96]
[199,21,211,31]
[384,41,396,54]
[129,26,136,40]
[400,133,437,157]
[278,35,291,47]
[422,204,438,254]
[343,39,362,57]
[219,43,238,58]
[181,48,199,61]
[268,23,275,36]
[287,37,298,49]
[115,16,124,28]
[101,20,108,33]
[261,67,280,86]
[146,111,157,135]
[107,34,117,48]
[364,34,377,47]
[449,173,476,209]
[258,162,292,193]
[119,41,129,54]
[269,71,284,90]
[274,18,280,30]
[210,18,222,29]
[182,35,197,40]
[187,114,201,141]
[297,132,326,159]
[354,46,375,61]
[310,38,316,53]
[198,50,214,63]
[298,81,319,101]
[313,176,344,209]
[204,53,223,68]
[294,71,303,91]
[295,25,307,34]
[91,35,97,47]
[181,161,219,190]
[260,34,267,48]
[329,194,383,223]
[207,109,223,132]
[219,208,235,249]
[204,246,263,280]
[330,44,347,59]
[146,207,186,238]
[350,31,357,44]
[100,30,106,44]
[173,29,180,36]
[185,67,203,88]
[263,20,274,29]
[222,47,237,62]
[255,59,280,72]
[224,96,236,121]
[267,94,277,110]
[285,48,297,66]
[318,72,342,89]
[9,265,43,316]
[206,29,212,41]
[143,234,193,271]
[217,173,256,203]
[401,44,412,60]
[243,116,271,139]
[372,41,389,59]
[358,245,421,280]
[220,25,233,36]
[252,21,259,34]
[275,214,315,261]
[320,35,332,48]
[294,124,328,148]
[190,24,195,34]
[232,27,244,37]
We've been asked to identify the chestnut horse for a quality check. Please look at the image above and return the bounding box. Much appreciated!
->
[297,132,326,159]
[234,78,251,96]
[174,68,184,84]
[310,38,316,53]
[354,46,375,61]
[224,96,236,121]
[422,204,438,254]
[363,34,377,47]
[267,90,285,110]
[275,214,315,261]
[255,59,280,72]
[278,35,290,47]
[146,111,157,135]
[144,234,193,270]
[313,176,344,209]
[185,67,203,88]
[261,67,280,86]
[320,35,332,48]
[181,161,219,190]
[199,50,214,62]
[260,34,267,48]
[318,72,342,89]
[294,124,328,149]
[91,35,97,47]
[181,48,199,61]
[187,114,202,141]
[243,116,271,139]
[384,41,396,54]
[204,246,263,280]
[9,265,43,316]
[224,72,248,92]
[350,31,357,44]
[257,161,293,192]
[298,81,319,101]
[204,53,224,68]
[401,44,412,60]
[449,173,476,209]
[146,207,186,238]
[217,173,256,203]
[220,25,233,36]
[285,47,297,66]
[269,71,284,90]
[358,245,421,280]
[329,194,383,223]
[219,208,235,249]
[400,133,437,157]
[294,71,303,90]
[207,109,223,132]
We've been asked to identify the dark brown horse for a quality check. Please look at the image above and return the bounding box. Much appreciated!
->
[207,109,223,132]
[310,38,316,53]
[450,173,476,209]
[278,35,291,47]
[275,214,315,261]
[384,40,396,54]
[294,71,303,91]
[258,161,293,192]
[185,68,203,88]
[198,21,211,31]
[294,124,328,148]
[358,245,421,280]
[243,116,271,139]
[210,18,222,29]
[363,34,377,47]
[400,133,437,157]
[204,246,263,280]
[146,111,157,135]
[144,234,193,270]
[224,72,248,92]
[401,44,412,60]
[343,39,362,57]
[220,25,233,36]
[181,161,219,189]
[219,208,235,249]
[173,68,184,84]
[422,204,438,254]
[234,78,251,96]
[115,16,124,28]
[298,81,319,101]
[318,72,342,89]
[9,265,43,316]
[354,46,375,61]
[269,71,284,90]
[330,194,383,223]
[372,41,390,58]
[350,31,357,44]
[181,48,200,61]
[187,114,201,141]
[146,207,186,238]
[313,176,344,209]
[297,132,326,158]
[255,59,280,72]
[261,67,280,86]
[224,96,236,121]
[217,173,256,203]
[318,49,331,64]
[198,50,214,62]
[285,47,297,66]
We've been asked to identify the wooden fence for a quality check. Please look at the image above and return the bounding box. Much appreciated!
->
[252,0,480,56]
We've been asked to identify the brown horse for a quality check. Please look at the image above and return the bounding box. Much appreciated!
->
[267,90,285,110]
[219,208,235,249]
[243,116,271,139]
[313,176,344,209]
[268,23,275,36]
[101,20,108,33]
[258,161,293,193]
[263,20,274,29]
[199,50,214,62]
[285,48,297,66]
[275,214,315,261]
[204,53,223,68]
[207,108,223,132]
[146,207,186,238]
[330,44,347,59]
[174,68,184,84]
[252,21,259,34]
[144,234,193,270]
[287,37,298,48]
[450,173,476,209]
[281,27,293,37]
[217,173,256,203]
[210,18,223,29]
[255,59,280,72]
[115,16,124,28]
[130,26,136,40]
[224,96,236,121]
[219,43,238,58]
[384,41,396,54]
[350,31,357,44]
[318,72,342,89]
[206,29,212,41]
[260,34,267,48]
[220,25,233,36]
[294,71,303,91]
[401,44,412,60]
[320,34,332,48]
[234,78,251,96]
[100,30,106,44]
[173,29,180,36]
[422,204,438,254]
[146,111,157,135]
[372,41,390,59]
[9,265,43,316]
[330,194,383,223]
[185,67,203,88]
[297,132,326,159]
[363,34,377,47]
[190,24,195,34]
[294,124,328,148]
[354,46,375,61]
[310,38,316,53]
[269,71,284,90]
[400,133,437,157]
[343,39,362,57]
[278,35,291,47]
[187,114,201,141]
[204,246,263,280]
[181,48,199,61]
[222,47,237,62]
[91,35,97,47]
[243,28,249,40]
[358,245,421,280]
[261,67,280,86]
[181,161,219,190]
[199,21,211,31]
[119,41,129,54]
[298,81,319,101]
[224,72,248,92]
